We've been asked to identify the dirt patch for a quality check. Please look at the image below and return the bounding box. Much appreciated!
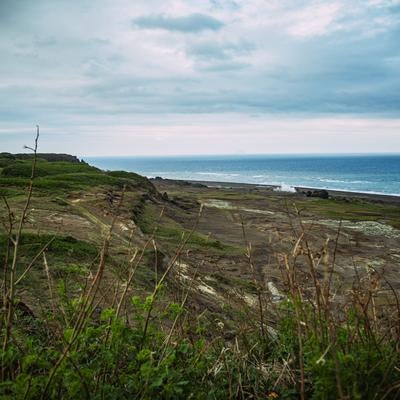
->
[313,219,400,239]
[202,199,275,216]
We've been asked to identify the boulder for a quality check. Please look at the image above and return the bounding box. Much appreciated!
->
[306,189,329,199]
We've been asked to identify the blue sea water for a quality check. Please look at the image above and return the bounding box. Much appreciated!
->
[85,154,400,196]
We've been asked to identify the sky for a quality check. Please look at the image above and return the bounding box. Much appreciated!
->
[1,0,400,156]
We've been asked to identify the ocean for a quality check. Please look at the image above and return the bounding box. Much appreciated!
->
[85,154,400,196]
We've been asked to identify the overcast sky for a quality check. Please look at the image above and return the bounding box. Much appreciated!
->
[1,0,400,155]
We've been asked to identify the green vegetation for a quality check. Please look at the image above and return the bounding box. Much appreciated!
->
[0,158,156,197]
[137,203,238,252]
[0,234,97,262]
[1,262,398,399]
[295,197,400,228]
[106,170,157,193]
[1,161,100,178]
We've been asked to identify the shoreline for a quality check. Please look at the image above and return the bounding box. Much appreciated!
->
[151,177,400,204]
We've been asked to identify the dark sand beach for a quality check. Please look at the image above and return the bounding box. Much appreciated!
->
[153,177,400,204]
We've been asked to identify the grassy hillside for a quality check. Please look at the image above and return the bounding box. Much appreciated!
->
[0,158,156,196]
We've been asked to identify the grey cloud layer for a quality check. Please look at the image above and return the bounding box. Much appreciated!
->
[132,13,224,32]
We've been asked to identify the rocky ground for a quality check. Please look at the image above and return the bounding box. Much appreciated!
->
[152,178,400,307]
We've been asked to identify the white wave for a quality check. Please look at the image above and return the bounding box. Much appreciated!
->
[318,178,372,184]
[194,172,221,176]
[274,183,297,193]
[194,172,240,178]
[318,178,346,183]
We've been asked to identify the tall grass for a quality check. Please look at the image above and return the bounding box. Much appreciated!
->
[0,133,399,399]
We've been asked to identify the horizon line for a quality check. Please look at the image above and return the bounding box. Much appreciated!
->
[82,152,400,158]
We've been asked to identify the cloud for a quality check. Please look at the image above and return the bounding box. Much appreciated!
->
[287,3,342,38]
[187,40,254,60]
[132,13,224,33]
[184,39,254,71]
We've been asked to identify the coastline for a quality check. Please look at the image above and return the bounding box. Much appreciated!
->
[86,154,400,200]
[151,177,400,204]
